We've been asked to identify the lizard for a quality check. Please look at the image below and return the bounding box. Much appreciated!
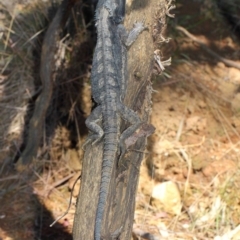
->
[84,0,145,239]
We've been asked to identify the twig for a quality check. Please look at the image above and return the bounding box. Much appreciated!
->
[176,25,240,70]
[32,169,75,197]
[50,174,81,227]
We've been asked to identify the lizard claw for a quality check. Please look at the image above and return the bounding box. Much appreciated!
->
[82,138,91,151]
[133,20,147,31]
[119,140,127,160]
[82,134,103,150]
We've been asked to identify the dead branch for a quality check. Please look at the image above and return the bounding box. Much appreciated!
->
[176,25,240,70]
[72,0,170,239]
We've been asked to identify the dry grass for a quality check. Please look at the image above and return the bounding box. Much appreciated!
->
[0,1,89,239]
[0,1,51,167]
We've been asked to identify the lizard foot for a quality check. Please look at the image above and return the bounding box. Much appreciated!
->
[118,139,127,162]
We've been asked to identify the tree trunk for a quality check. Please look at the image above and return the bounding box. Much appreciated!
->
[72,0,169,239]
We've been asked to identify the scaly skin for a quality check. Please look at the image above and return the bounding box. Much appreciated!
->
[85,0,145,239]
[88,3,120,239]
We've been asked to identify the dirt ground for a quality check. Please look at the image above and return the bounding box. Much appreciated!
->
[1,0,240,239]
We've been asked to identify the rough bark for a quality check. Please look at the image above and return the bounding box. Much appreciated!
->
[73,0,169,239]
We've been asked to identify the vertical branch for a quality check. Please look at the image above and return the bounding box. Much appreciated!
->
[73,0,169,239]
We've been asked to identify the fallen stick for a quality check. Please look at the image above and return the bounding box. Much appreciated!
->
[176,25,240,70]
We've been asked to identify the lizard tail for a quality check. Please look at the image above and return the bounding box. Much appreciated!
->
[94,130,118,240]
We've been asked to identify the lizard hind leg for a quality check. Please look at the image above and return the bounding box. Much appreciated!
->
[117,102,143,159]
[83,106,104,149]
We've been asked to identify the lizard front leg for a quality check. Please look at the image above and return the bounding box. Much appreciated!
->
[116,22,146,99]
[118,21,146,48]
